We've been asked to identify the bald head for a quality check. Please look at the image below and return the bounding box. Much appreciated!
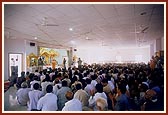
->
[65,91,73,100]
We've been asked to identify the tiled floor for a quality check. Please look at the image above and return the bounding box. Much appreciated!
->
[4,86,27,111]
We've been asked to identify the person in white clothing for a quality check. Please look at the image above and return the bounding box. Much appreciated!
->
[37,85,58,111]
[41,74,53,94]
[84,78,95,96]
[16,82,31,106]
[40,71,46,82]
[30,75,40,90]
[28,83,44,111]
[89,83,107,110]
[34,70,40,77]
[95,97,108,111]
[62,91,82,111]
[91,74,98,87]
[52,78,62,95]
[73,83,89,107]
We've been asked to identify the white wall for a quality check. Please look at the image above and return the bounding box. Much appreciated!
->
[152,36,164,57]
[161,36,164,50]
[75,46,150,64]
[4,39,26,80]
[4,39,37,81]
[150,43,155,58]
[25,41,38,56]
[156,38,161,52]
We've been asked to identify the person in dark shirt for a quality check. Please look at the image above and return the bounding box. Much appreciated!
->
[114,83,130,111]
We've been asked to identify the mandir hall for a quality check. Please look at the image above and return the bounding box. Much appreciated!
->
[3,3,165,111]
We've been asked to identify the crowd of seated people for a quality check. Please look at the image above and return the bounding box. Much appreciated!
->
[12,55,164,111]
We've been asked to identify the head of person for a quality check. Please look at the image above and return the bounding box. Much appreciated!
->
[75,83,83,90]
[35,70,38,73]
[101,78,108,86]
[86,78,91,84]
[21,71,25,77]
[64,73,69,79]
[145,89,157,102]
[33,83,40,90]
[46,85,53,93]
[117,83,126,94]
[96,97,108,111]
[33,75,39,81]
[95,83,103,93]
[54,78,60,85]
[26,71,30,76]
[65,91,74,100]
[45,74,50,82]
[21,82,28,88]
[62,80,68,87]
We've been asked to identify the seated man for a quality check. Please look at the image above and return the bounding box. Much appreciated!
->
[28,83,44,111]
[140,89,163,111]
[114,83,130,111]
[37,85,58,111]
[62,91,82,111]
[95,97,108,111]
[16,82,31,106]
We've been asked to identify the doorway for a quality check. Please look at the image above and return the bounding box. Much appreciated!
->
[9,53,22,77]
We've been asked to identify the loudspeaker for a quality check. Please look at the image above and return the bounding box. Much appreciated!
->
[30,42,35,46]
[74,49,77,51]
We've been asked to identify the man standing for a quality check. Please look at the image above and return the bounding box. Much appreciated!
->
[38,56,44,72]
[77,58,82,69]
[63,58,66,69]
[52,59,57,70]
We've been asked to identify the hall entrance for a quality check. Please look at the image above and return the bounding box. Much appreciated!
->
[9,53,22,77]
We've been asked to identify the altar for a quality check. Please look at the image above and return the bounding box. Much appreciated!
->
[27,66,38,73]
[42,65,62,70]
[26,47,68,72]
[42,65,52,70]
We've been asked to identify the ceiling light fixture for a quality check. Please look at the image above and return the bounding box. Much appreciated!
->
[70,40,75,44]
[34,37,37,39]
[86,36,89,40]
[69,28,73,31]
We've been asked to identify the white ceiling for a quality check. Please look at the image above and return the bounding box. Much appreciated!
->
[4,3,164,49]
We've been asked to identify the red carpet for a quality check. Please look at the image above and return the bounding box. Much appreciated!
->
[4,81,10,92]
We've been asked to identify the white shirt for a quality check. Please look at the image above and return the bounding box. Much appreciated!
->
[34,72,40,77]
[89,92,107,107]
[30,80,40,90]
[84,84,95,96]
[37,93,58,111]
[49,72,55,80]
[91,80,97,87]
[40,74,46,82]
[28,90,44,110]
[41,81,53,94]
[62,78,71,87]
[74,89,89,107]
[108,81,115,91]
[62,99,82,111]
[53,84,62,95]
[16,88,31,106]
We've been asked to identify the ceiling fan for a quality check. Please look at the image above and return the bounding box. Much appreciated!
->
[130,26,149,34]
[5,31,16,39]
[40,17,59,27]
